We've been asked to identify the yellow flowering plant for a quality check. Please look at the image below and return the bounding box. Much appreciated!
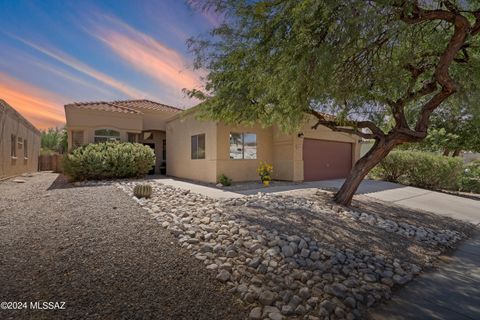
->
[257,161,273,182]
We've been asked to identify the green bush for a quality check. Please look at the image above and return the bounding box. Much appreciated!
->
[217,173,232,186]
[459,160,480,193]
[371,150,463,190]
[370,151,413,182]
[63,142,155,181]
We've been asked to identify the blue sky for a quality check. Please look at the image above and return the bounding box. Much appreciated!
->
[0,0,216,129]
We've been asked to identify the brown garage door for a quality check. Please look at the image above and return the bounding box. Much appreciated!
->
[303,139,352,181]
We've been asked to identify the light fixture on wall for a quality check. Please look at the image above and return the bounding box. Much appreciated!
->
[297,132,304,138]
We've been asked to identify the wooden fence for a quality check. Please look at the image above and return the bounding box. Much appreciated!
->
[38,154,63,172]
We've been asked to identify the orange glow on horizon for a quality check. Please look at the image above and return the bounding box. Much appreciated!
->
[0,73,66,130]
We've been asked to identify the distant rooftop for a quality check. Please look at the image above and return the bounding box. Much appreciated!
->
[65,99,183,114]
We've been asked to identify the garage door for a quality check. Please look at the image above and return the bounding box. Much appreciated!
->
[303,139,352,181]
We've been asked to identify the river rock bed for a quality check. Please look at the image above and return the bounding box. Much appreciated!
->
[227,192,462,248]
[115,181,468,320]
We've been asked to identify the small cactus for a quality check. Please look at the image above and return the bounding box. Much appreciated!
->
[133,184,153,198]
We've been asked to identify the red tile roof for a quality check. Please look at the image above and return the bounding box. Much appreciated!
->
[65,100,182,115]
[113,99,182,113]
[65,101,141,114]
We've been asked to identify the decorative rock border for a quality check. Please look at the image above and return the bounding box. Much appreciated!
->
[224,191,462,248]
[117,182,458,319]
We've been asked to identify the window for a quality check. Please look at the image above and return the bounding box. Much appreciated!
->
[72,131,84,148]
[127,132,139,143]
[17,137,23,150]
[94,129,120,143]
[229,132,257,159]
[24,140,28,159]
[191,134,205,159]
[143,131,153,140]
[11,134,16,158]
[162,139,166,160]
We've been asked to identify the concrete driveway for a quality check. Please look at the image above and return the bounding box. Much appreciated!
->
[311,179,480,225]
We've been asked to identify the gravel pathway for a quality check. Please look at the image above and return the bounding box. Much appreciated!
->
[0,172,245,320]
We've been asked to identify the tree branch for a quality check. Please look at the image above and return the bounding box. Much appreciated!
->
[309,110,383,140]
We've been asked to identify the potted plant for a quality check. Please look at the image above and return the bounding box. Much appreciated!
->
[257,161,273,187]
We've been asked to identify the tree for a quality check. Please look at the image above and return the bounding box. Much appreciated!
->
[187,0,480,205]
[41,127,67,154]
[400,100,480,155]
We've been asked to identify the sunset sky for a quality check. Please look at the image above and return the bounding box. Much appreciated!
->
[0,0,216,129]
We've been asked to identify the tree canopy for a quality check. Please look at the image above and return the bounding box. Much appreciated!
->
[187,0,480,204]
[188,0,480,133]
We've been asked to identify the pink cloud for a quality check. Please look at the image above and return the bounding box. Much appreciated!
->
[90,17,203,93]
[11,35,151,99]
[0,73,67,129]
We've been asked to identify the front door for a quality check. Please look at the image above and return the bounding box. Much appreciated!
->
[143,143,156,174]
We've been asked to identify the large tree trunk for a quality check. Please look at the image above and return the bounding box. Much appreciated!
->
[334,138,398,206]
[452,149,461,157]
[443,149,450,156]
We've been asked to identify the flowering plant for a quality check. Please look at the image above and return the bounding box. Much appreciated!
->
[257,161,273,182]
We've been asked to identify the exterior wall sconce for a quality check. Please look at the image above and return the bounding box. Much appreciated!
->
[297,133,304,138]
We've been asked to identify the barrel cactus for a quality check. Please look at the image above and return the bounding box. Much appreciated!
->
[133,184,153,199]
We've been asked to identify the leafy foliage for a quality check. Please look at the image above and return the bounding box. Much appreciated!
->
[63,142,155,181]
[459,160,480,193]
[401,103,480,154]
[187,0,480,133]
[187,0,480,204]
[217,173,232,186]
[257,161,273,182]
[41,127,67,154]
[371,150,463,190]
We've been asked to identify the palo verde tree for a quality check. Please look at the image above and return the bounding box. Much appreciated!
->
[187,0,480,205]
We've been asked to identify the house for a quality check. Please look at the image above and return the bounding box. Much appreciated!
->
[65,99,360,182]
[0,99,41,179]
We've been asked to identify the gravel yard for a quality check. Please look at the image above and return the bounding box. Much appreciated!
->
[0,172,245,320]
[1,173,475,320]
[116,179,475,320]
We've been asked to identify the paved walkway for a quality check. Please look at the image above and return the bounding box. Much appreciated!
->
[369,232,480,320]
[147,176,243,199]
[303,179,480,224]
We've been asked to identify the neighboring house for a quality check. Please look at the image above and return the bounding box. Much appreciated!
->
[0,99,41,179]
[65,99,360,182]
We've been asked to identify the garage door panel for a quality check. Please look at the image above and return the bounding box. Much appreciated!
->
[303,139,352,181]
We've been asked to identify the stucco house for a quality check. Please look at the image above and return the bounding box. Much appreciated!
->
[0,99,41,179]
[65,99,360,182]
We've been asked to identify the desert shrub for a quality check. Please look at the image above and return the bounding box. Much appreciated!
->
[459,160,480,193]
[370,151,413,182]
[217,173,232,186]
[372,150,463,190]
[63,142,155,181]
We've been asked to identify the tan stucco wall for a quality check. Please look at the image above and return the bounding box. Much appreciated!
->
[65,106,143,148]
[216,123,273,182]
[0,102,40,179]
[166,113,218,183]
[138,109,176,131]
[166,112,360,183]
